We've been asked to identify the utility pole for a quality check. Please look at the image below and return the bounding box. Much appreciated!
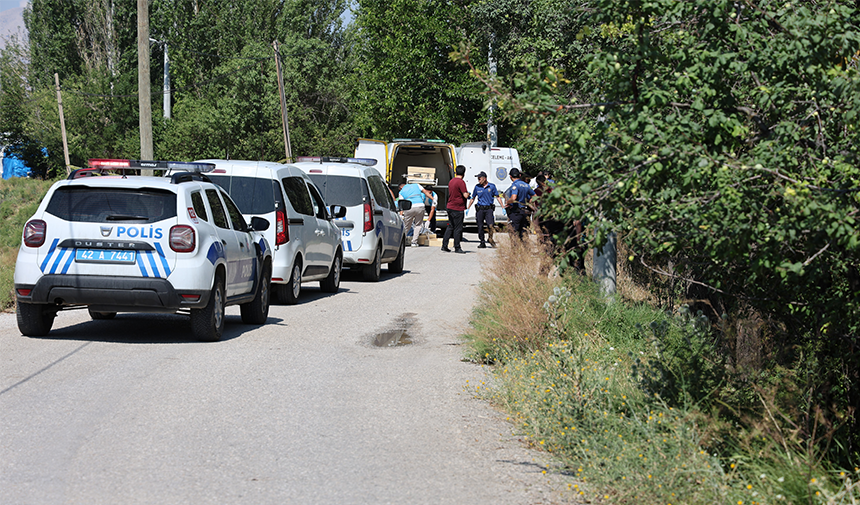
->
[487,36,498,147]
[593,231,618,299]
[149,37,171,119]
[138,0,154,175]
[272,41,292,162]
[54,73,71,174]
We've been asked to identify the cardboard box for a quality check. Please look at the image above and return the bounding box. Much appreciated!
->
[417,233,438,246]
[406,166,437,185]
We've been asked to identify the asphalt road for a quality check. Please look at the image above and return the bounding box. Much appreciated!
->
[0,238,574,504]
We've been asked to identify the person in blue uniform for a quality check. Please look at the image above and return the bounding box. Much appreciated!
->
[467,171,504,248]
[504,168,535,239]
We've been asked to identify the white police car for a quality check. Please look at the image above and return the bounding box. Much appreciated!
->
[197,159,347,302]
[13,159,273,342]
[293,157,407,281]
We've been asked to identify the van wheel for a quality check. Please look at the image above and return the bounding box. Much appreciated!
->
[241,261,271,324]
[320,253,342,293]
[278,260,302,305]
[362,246,382,282]
[388,239,405,273]
[192,275,225,342]
[88,308,117,320]
[17,302,56,336]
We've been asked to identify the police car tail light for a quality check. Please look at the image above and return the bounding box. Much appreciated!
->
[23,220,47,247]
[275,209,288,245]
[169,225,195,253]
[363,202,373,232]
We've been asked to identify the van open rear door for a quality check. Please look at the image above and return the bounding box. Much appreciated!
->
[354,139,388,176]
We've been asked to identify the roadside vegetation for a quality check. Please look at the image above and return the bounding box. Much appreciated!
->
[0,177,53,310]
[466,236,860,504]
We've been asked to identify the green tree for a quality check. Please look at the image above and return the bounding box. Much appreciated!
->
[349,0,484,143]
[477,0,860,458]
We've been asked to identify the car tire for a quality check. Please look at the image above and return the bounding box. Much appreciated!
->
[278,260,302,305]
[362,245,382,282]
[241,261,271,324]
[388,238,405,273]
[88,308,117,320]
[320,252,342,293]
[16,302,56,337]
[192,275,225,342]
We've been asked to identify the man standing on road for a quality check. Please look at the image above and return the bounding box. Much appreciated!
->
[467,171,504,249]
[399,179,434,247]
[504,168,535,239]
[441,165,469,253]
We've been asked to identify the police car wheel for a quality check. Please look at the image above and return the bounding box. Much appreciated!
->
[88,308,117,320]
[388,239,405,273]
[278,260,302,305]
[192,275,225,342]
[241,261,271,325]
[16,302,56,337]
[320,253,342,293]
[362,246,382,282]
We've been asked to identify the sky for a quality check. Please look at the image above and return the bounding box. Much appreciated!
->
[0,1,26,13]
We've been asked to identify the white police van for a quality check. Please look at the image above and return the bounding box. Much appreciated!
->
[456,143,522,226]
[13,159,273,342]
[293,157,407,281]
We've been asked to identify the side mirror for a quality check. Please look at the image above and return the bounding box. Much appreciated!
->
[329,205,347,219]
[249,216,270,231]
[397,200,412,211]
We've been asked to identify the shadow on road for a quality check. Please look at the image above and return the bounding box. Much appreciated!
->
[24,312,284,344]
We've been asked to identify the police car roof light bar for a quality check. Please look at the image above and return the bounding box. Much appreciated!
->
[88,158,216,173]
[297,156,377,166]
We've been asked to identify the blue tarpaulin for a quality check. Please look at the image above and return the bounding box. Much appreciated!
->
[2,152,30,179]
[1,145,47,179]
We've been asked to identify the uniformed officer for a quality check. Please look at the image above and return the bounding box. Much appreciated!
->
[504,168,535,239]
[467,171,504,248]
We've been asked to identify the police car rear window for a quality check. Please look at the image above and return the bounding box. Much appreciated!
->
[46,187,177,223]
[207,175,281,215]
[306,175,366,207]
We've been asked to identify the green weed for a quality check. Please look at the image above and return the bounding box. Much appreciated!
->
[0,177,53,310]
[468,237,860,504]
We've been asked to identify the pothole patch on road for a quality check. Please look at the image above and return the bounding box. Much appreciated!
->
[369,312,418,348]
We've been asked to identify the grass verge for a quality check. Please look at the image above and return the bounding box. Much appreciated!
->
[465,234,860,504]
[0,177,53,310]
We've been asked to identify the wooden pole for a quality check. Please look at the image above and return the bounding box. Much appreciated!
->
[138,0,154,175]
[54,73,71,175]
[272,40,292,162]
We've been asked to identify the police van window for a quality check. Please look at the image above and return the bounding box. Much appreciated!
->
[191,191,208,222]
[208,175,280,214]
[45,187,177,223]
[306,175,366,207]
[221,190,248,231]
[307,183,327,219]
[282,177,314,216]
[367,175,394,210]
[205,189,229,229]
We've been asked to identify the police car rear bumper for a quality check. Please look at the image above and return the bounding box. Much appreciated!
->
[16,275,210,311]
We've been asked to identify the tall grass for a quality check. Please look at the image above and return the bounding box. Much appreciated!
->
[465,235,860,504]
[0,177,53,310]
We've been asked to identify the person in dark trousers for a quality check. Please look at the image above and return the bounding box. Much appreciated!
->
[504,168,535,239]
[441,165,470,253]
[467,171,504,248]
